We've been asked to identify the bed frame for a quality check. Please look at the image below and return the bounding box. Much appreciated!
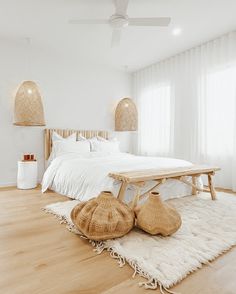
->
[44,128,109,161]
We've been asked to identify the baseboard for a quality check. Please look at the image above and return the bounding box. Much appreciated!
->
[0,179,41,189]
[0,182,17,188]
[215,187,236,194]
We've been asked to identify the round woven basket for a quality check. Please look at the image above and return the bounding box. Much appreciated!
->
[135,191,182,236]
[71,191,135,241]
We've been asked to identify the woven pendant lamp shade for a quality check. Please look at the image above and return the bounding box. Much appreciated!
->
[14,81,45,126]
[115,98,138,131]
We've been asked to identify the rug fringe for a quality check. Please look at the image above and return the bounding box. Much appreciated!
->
[42,207,67,223]
[42,207,82,235]
[90,239,180,293]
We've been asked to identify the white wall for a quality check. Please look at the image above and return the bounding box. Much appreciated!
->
[0,40,131,186]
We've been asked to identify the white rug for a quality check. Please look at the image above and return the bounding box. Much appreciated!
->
[43,192,236,293]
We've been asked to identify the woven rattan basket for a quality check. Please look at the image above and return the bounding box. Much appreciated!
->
[134,191,182,236]
[71,191,135,241]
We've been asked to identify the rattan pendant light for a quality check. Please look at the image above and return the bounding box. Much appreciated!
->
[115,98,138,131]
[14,80,45,126]
[14,38,45,126]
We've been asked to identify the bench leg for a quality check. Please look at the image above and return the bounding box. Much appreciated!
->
[208,174,216,200]
[138,179,166,202]
[118,182,128,202]
[192,176,197,195]
[131,186,141,209]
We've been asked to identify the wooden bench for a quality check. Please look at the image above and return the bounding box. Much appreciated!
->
[109,165,220,207]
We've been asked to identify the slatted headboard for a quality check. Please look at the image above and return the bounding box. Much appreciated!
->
[44,129,109,160]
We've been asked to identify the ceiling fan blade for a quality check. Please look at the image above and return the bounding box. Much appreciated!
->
[128,17,171,27]
[113,0,129,16]
[69,19,109,25]
[111,29,122,47]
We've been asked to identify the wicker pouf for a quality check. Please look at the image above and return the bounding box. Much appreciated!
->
[134,191,182,236]
[71,191,135,241]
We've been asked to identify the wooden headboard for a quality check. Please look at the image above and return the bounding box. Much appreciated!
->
[44,129,109,160]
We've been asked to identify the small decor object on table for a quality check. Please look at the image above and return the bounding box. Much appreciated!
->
[71,191,135,241]
[17,154,38,189]
[135,191,182,236]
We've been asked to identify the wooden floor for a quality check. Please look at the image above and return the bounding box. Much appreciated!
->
[0,187,236,294]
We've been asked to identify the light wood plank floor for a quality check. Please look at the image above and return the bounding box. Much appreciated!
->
[0,187,236,294]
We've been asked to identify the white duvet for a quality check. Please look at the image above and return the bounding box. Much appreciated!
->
[42,152,202,202]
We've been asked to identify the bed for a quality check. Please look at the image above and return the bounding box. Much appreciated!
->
[42,129,206,203]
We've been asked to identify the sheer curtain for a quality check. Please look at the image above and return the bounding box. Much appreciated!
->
[133,61,175,157]
[138,82,173,156]
[133,32,236,190]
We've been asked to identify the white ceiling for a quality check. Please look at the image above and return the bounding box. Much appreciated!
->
[0,0,236,72]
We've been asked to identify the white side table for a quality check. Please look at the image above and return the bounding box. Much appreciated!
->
[17,161,38,189]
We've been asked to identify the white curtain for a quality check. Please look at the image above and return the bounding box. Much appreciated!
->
[133,32,236,190]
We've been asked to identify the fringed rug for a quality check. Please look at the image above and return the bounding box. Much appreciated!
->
[43,192,236,293]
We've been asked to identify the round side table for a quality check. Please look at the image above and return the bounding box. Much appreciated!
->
[17,161,38,189]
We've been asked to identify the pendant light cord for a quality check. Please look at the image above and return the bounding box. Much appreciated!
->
[25,37,31,79]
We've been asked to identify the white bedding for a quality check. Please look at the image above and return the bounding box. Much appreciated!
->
[42,152,202,202]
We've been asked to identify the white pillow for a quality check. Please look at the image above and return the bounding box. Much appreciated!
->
[81,134,112,151]
[91,140,120,153]
[52,132,76,142]
[88,137,99,151]
[96,136,107,142]
[53,140,90,157]
[48,132,76,163]
[77,133,87,141]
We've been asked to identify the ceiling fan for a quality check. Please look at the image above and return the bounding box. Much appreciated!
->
[69,0,171,47]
